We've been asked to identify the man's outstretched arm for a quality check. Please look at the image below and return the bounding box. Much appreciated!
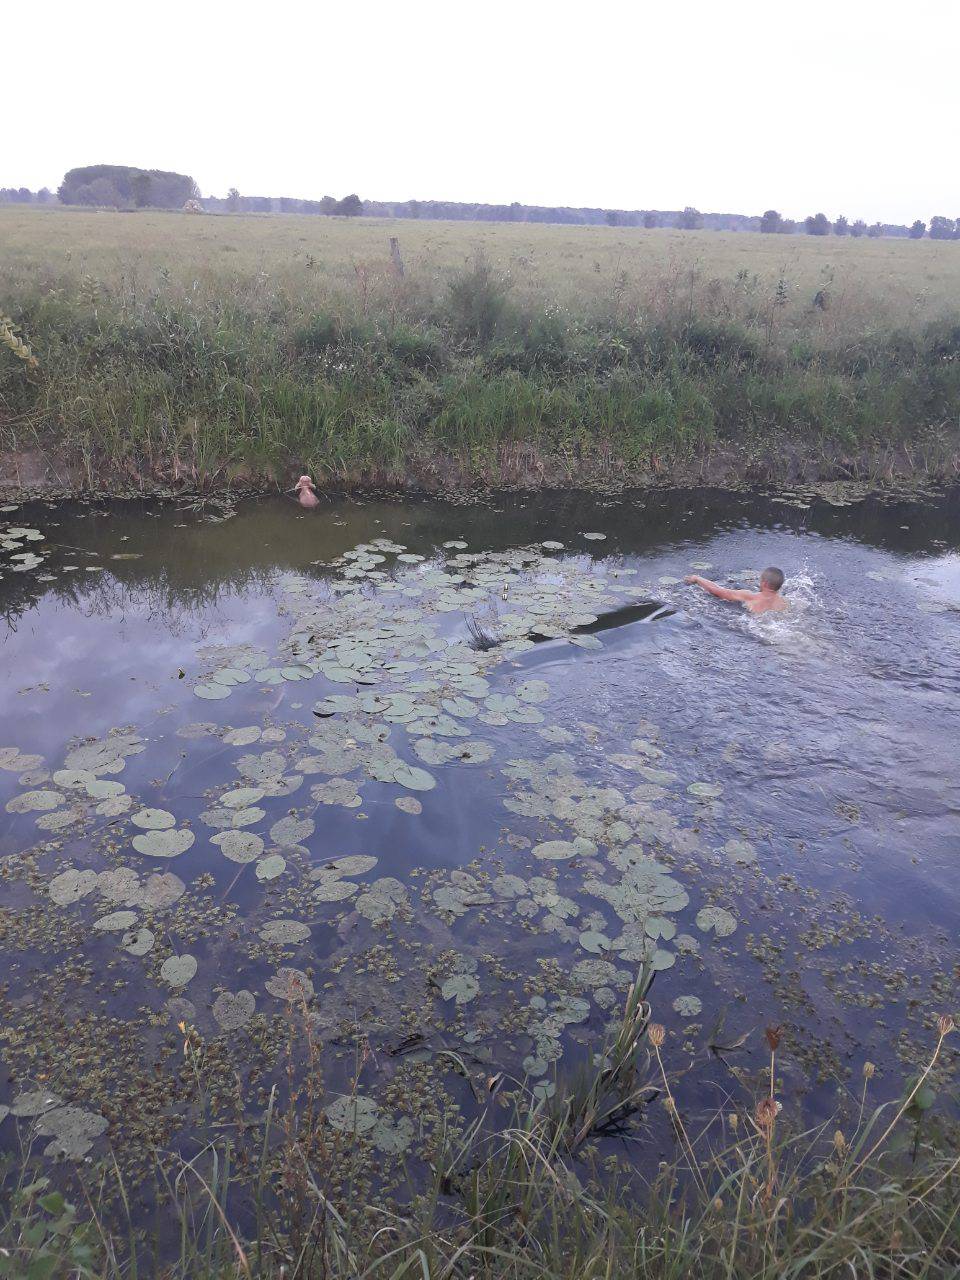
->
[684,575,753,602]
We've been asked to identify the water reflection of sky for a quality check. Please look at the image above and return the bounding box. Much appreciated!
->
[1,489,958,1128]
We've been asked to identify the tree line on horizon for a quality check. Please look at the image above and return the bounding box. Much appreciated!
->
[760,209,960,240]
[2,167,959,240]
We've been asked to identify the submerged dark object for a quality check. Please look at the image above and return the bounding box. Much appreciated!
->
[558,598,675,637]
[467,598,674,650]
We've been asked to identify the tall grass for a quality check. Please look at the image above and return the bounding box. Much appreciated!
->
[0,992,956,1279]
[2,213,960,488]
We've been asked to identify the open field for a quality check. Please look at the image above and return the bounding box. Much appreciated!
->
[5,207,960,321]
[2,207,960,490]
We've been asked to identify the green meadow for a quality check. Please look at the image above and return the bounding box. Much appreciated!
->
[2,206,960,490]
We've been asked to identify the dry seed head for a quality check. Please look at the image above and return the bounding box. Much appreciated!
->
[663,1094,676,1114]
[728,1112,739,1132]
[938,1014,955,1038]
[863,1060,876,1079]
[648,1023,666,1048]
[712,1196,723,1212]
[765,1024,782,1052]
[755,1097,777,1132]
[0,316,39,371]
[833,1129,846,1153]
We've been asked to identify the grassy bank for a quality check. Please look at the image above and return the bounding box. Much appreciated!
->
[2,209,960,491]
[2,1009,957,1278]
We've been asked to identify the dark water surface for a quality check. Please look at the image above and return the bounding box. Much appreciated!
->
[1,488,957,1179]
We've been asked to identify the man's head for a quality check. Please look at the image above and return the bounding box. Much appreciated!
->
[760,566,785,593]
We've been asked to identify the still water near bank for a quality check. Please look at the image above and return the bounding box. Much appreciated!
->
[0,487,957,1176]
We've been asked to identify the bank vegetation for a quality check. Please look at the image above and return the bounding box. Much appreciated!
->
[2,211,959,492]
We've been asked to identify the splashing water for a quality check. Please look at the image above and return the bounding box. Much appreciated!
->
[739,564,825,653]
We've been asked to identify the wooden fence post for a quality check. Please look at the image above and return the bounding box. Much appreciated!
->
[389,237,405,279]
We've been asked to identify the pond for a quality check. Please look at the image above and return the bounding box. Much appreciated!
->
[0,487,957,1186]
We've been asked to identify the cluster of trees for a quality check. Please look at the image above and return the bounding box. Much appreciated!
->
[203,191,363,216]
[759,209,960,239]
[0,187,54,204]
[1,174,365,218]
[926,216,960,239]
[55,166,200,209]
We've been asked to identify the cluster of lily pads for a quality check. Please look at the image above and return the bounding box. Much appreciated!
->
[0,513,49,578]
[0,1090,107,1159]
[0,530,752,1164]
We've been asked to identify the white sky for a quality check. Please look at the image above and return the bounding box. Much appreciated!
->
[6,0,959,223]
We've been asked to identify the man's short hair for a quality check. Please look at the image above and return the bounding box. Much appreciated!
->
[761,566,785,591]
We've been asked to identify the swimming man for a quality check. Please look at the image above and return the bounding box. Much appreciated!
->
[684,567,788,614]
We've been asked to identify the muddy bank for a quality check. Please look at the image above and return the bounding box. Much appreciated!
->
[2,431,958,504]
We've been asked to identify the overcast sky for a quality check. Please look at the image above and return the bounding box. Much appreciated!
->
[6,0,958,223]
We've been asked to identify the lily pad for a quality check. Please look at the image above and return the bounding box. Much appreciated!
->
[440,973,480,1004]
[97,794,133,817]
[139,872,186,910]
[270,816,314,847]
[578,930,611,954]
[515,679,550,704]
[122,927,156,956]
[93,910,138,932]
[36,1106,108,1159]
[49,868,98,906]
[356,877,408,923]
[321,855,378,877]
[97,867,140,904]
[533,838,595,861]
[52,768,96,789]
[393,764,437,792]
[193,682,231,700]
[314,878,359,902]
[132,828,195,858]
[220,786,266,809]
[6,789,63,814]
[212,989,256,1031]
[86,779,125,799]
[687,782,723,799]
[370,1114,415,1154]
[0,748,44,773]
[325,1095,378,1134]
[211,830,264,863]
[212,668,252,687]
[223,726,262,746]
[265,967,314,1000]
[258,920,311,945]
[673,995,703,1017]
[160,954,198,986]
[256,854,286,881]
[227,806,266,828]
[723,838,757,866]
[10,1090,62,1117]
[695,906,737,937]
[131,808,176,830]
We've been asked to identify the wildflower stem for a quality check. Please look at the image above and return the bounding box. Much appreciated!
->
[651,1042,708,1197]
[850,1030,946,1177]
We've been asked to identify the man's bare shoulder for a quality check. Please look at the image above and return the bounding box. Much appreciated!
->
[744,594,788,614]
